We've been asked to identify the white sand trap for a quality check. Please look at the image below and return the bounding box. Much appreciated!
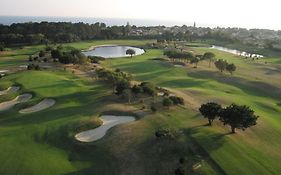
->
[0,94,32,112]
[19,99,55,113]
[174,64,184,67]
[0,86,20,96]
[0,70,8,73]
[75,115,136,142]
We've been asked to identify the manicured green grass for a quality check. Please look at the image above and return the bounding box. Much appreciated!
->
[0,40,153,69]
[1,40,281,175]
[103,47,281,175]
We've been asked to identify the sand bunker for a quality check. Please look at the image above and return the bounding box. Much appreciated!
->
[19,99,55,113]
[0,70,8,73]
[174,64,184,68]
[0,86,20,96]
[0,94,32,112]
[75,115,136,142]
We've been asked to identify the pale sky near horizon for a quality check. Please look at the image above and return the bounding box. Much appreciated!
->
[0,0,280,30]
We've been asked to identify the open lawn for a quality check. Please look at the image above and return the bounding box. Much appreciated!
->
[103,45,281,174]
[0,40,281,175]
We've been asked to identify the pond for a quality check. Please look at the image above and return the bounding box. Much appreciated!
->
[82,45,145,58]
[211,45,264,58]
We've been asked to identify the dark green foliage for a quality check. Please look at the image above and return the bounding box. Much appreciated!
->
[155,128,175,139]
[151,105,157,112]
[51,49,62,59]
[220,104,259,133]
[140,82,157,96]
[45,46,53,51]
[174,167,185,175]
[190,57,200,68]
[28,55,33,62]
[96,68,132,95]
[169,96,184,105]
[126,49,136,57]
[199,102,222,125]
[88,56,105,64]
[203,52,215,60]
[0,43,4,51]
[132,85,142,96]
[226,63,236,75]
[39,50,45,57]
[203,52,215,67]
[163,98,173,108]
[115,79,130,95]
[214,59,228,72]
[27,64,40,70]
[164,50,194,60]
[51,47,87,64]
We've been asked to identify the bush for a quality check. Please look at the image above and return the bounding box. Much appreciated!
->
[28,56,33,62]
[169,96,184,105]
[45,46,53,51]
[151,105,157,112]
[155,128,175,139]
[27,64,40,70]
[39,50,45,57]
[140,82,156,96]
[163,98,173,108]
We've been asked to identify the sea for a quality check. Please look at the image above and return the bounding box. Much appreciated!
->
[0,16,194,27]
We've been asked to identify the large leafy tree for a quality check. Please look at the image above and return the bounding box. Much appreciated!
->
[203,52,215,67]
[214,59,228,73]
[220,104,259,133]
[226,63,236,75]
[199,102,222,125]
[126,49,136,58]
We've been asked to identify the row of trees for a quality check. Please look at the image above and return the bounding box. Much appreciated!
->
[214,59,236,75]
[0,22,132,46]
[199,102,259,133]
[164,50,237,74]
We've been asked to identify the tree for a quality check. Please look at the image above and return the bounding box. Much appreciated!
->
[39,50,45,57]
[0,45,4,52]
[169,96,184,105]
[226,63,236,75]
[163,98,173,109]
[115,79,130,95]
[126,49,136,58]
[203,52,215,67]
[199,102,222,125]
[214,59,228,73]
[219,104,259,133]
[51,49,62,58]
[132,85,142,97]
[123,88,132,104]
[155,128,175,139]
[190,57,200,68]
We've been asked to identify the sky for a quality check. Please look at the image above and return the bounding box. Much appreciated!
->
[0,0,280,30]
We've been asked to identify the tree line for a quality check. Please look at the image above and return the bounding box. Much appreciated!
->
[164,50,237,74]
[0,22,131,46]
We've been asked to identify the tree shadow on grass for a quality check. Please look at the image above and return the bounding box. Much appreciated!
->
[182,125,229,175]
[188,70,281,101]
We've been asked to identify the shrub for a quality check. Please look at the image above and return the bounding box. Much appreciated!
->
[39,50,45,57]
[155,128,175,139]
[163,98,173,108]
[169,96,184,105]
[151,105,157,112]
